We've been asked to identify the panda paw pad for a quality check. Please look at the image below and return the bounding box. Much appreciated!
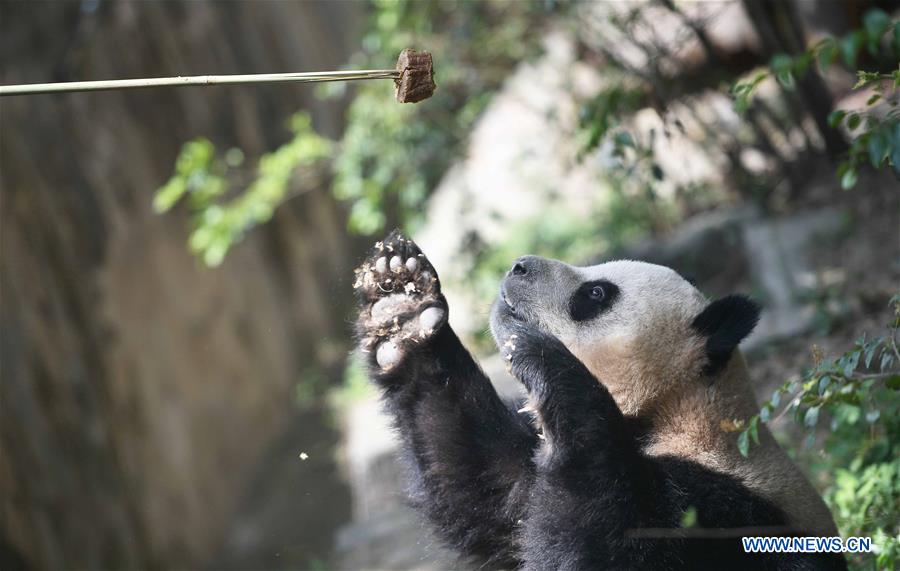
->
[354,231,446,371]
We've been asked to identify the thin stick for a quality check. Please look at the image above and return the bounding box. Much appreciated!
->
[0,69,400,97]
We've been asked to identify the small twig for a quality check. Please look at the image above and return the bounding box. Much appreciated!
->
[657,0,720,66]
[848,371,900,381]
[890,328,900,364]
[771,393,803,423]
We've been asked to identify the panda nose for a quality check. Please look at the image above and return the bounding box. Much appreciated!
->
[508,256,540,278]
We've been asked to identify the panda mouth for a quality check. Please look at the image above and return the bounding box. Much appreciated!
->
[499,287,525,321]
[500,285,516,312]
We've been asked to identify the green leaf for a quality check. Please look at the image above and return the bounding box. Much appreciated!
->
[865,409,881,423]
[881,351,896,371]
[681,506,698,528]
[840,166,858,189]
[843,350,861,377]
[862,9,891,42]
[828,109,847,128]
[868,130,890,167]
[886,375,900,390]
[770,53,794,73]
[804,406,821,428]
[803,432,816,449]
[770,390,781,408]
[613,131,635,149]
[771,53,796,89]
[854,70,884,89]
[841,32,864,69]
[816,38,838,71]
[737,430,750,457]
[835,404,861,426]
[776,70,795,89]
[818,376,831,395]
[793,52,812,76]
[847,114,862,130]
[153,178,188,213]
[864,343,878,368]
[731,71,769,115]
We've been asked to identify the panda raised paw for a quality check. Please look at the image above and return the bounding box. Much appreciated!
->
[353,230,447,371]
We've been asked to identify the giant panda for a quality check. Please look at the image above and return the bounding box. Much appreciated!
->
[354,231,845,570]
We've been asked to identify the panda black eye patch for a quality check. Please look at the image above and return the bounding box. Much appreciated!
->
[569,280,619,322]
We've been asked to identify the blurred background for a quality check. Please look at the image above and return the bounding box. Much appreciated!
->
[1,1,898,570]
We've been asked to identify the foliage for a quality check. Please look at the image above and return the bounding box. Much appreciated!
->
[332,0,557,234]
[156,0,564,265]
[829,70,900,189]
[732,9,900,188]
[578,83,647,155]
[153,113,332,266]
[575,6,899,217]
[738,295,900,569]
[572,5,745,225]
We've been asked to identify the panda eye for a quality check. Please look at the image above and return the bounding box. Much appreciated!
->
[569,280,619,322]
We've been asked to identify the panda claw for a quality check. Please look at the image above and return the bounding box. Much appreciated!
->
[375,257,388,274]
[390,256,403,272]
[405,257,418,272]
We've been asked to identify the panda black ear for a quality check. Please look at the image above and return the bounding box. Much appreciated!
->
[691,295,761,375]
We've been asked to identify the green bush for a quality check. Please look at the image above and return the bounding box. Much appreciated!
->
[739,295,900,569]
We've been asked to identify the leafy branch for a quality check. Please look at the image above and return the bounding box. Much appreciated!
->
[734,293,900,569]
[731,9,900,187]
[154,113,332,266]
[738,293,900,457]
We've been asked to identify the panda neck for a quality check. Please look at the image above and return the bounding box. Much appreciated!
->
[640,352,760,465]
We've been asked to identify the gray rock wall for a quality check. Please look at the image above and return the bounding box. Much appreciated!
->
[0,3,363,568]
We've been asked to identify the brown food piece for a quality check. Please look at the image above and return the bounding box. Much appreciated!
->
[394,49,436,103]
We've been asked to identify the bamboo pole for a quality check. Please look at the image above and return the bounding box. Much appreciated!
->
[0,69,401,97]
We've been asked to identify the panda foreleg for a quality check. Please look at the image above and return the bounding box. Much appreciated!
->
[496,321,636,464]
[495,320,664,568]
[354,232,539,567]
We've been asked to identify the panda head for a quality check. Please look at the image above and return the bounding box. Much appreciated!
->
[490,256,761,415]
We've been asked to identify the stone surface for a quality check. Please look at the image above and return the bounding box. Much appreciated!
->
[0,3,363,569]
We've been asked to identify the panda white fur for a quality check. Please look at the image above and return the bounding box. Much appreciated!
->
[354,231,845,570]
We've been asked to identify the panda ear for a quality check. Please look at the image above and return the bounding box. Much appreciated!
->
[691,295,761,374]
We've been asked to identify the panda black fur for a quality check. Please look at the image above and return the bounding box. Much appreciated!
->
[354,231,846,570]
